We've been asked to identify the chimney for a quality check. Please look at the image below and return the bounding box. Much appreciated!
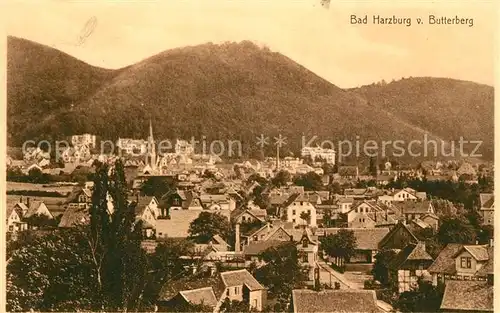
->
[27,197,30,207]
[20,196,23,204]
[235,223,241,252]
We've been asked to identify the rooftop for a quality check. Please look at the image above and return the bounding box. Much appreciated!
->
[292,289,379,313]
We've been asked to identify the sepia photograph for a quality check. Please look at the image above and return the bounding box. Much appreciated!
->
[3,0,496,312]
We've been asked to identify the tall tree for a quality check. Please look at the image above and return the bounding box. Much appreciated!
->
[253,242,309,308]
[437,216,477,244]
[371,249,398,286]
[7,229,97,312]
[271,170,291,187]
[87,160,150,311]
[294,172,323,191]
[188,211,231,243]
[320,229,357,267]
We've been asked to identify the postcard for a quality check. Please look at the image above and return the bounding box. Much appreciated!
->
[3,0,496,312]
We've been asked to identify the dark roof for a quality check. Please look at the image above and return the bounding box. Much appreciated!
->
[220,269,265,291]
[378,222,419,250]
[479,193,494,210]
[394,200,433,214]
[388,242,433,270]
[317,228,390,250]
[58,206,90,228]
[427,243,463,274]
[476,247,494,276]
[242,240,288,256]
[292,289,379,313]
[158,275,226,302]
[179,287,218,307]
[440,281,493,312]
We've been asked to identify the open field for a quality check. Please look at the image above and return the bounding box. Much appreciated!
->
[7,182,75,195]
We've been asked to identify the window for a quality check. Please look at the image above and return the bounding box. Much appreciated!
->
[302,239,308,248]
[461,257,472,269]
[252,299,258,308]
[292,210,296,215]
[300,201,304,205]
[234,287,239,295]
[410,269,416,276]
[302,254,308,262]
[292,219,296,223]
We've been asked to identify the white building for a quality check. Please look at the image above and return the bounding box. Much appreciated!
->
[301,146,336,164]
[71,134,97,149]
[285,194,317,227]
[116,138,148,155]
[175,139,194,155]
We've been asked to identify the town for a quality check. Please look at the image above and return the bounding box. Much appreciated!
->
[6,125,494,313]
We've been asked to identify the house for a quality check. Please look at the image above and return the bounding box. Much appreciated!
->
[296,229,319,280]
[135,204,157,238]
[134,196,160,218]
[284,194,317,227]
[346,200,393,227]
[478,193,494,225]
[393,200,435,222]
[420,213,440,231]
[388,242,434,293]
[378,221,419,251]
[291,289,379,313]
[164,190,203,212]
[24,201,54,220]
[193,235,231,255]
[231,208,267,224]
[440,280,493,312]
[200,194,236,211]
[6,206,28,233]
[336,197,354,213]
[317,228,390,263]
[428,243,493,286]
[157,269,267,312]
[65,187,93,210]
[58,206,91,228]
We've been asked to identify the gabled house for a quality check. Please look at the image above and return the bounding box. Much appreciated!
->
[164,190,203,212]
[200,194,236,211]
[291,289,380,313]
[231,208,267,224]
[157,269,267,312]
[317,227,390,263]
[296,229,319,280]
[24,201,54,220]
[6,206,28,233]
[378,221,419,251]
[284,194,317,227]
[393,200,435,222]
[478,193,494,225]
[428,243,493,286]
[388,242,434,293]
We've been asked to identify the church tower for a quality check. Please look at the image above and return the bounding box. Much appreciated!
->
[148,119,157,170]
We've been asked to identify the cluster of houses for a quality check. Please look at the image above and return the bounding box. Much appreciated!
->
[5,125,495,312]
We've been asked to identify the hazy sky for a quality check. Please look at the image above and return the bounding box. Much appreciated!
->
[5,0,497,88]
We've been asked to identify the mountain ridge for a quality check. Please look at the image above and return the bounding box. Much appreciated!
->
[6,36,494,161]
